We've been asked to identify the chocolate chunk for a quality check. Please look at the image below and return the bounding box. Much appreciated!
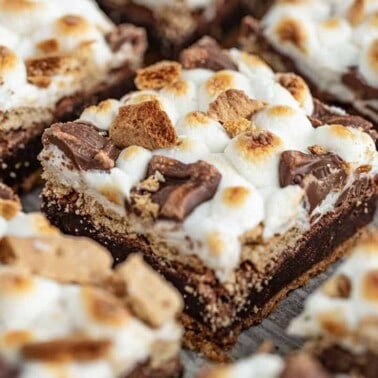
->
[280,354,331,378]
[342,68,378,100]
[179,36,237,72]
[279,151,348,212]
[138,156,221,221]
[106,24,147,54]
[42,122,120,171]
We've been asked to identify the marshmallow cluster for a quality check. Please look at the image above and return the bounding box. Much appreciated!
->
[0,210,181,378]
[131,0,214,11]
[0,0,138,112]
[44,47,377,282]
[288,233,378,354]
[261,0,378,100]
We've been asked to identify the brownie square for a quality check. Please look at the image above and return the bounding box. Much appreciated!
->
[96,0,241,57]
[40,38,378,359]
[0,0,147,192]
[239,2,378,129]
[0,183,183,378]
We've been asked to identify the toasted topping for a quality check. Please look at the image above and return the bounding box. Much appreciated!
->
[36,38,60,54]
[362,269,378,302]
[223,118,255,138]
[280,354,331,378]
[318,310,348,337]
[0,183,21,220]
[55,15,91,36]
[347,0,365,26]
[207,89,266,124]
[0,269,35,295]
[275,17,309,54]
[21,337,111,362]
[279,151,348,211]
[0,45,19,73]
[135,61,182,90]
[322,274,351,299]
[26,55,80,78]
[0,235,112,284]
[222,187,251,207]
[141,155,221,221]
[114,255,182,328]
[43,122,119,171]
[276,73,310,108]
[110,100,177,150]
[179,36,237,71]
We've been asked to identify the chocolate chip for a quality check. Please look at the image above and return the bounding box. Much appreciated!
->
[179,36,237,72]
[280,354,331,378]
[43,122,120,171]
[279,151,348,212]
[139,155,221,221]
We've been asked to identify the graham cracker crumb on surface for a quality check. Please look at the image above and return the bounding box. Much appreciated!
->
[207,89,266,124]
[135,60,182,90]
[115,254,183,328]
[223,118,255,138]
[109,100,177,150]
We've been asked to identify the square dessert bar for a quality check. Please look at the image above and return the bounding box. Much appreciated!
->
[96,0,240,57]
[0,183,183,378]
[0,0,146,192]
[240,1,378,127]
[288,229,378,378]
[40,37,378,358]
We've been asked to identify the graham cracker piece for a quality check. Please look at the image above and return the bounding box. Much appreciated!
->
[114,254,183,328]
[223,118,255,138]
[207,89,266,124]
[21,337,111,362]
[0,183,21,220]
[109,100,177,150]
[135,61,182,90]
[0,235,112,285]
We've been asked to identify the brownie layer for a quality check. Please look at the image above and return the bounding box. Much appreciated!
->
[239,16,378,127]
[42,175,378,359]
[98,0,241,57]
[0,67,134,193]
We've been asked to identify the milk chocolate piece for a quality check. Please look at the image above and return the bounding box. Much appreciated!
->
[43,122,119,171]
[142,155,221,221]
[179,36,237,72]
[279,151,348,212]
[106,24,146,54]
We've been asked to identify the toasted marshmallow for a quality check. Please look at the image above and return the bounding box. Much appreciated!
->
[6,212,58,237]
[116,146,152,185]
[122,90,179,124]
[314,124,376,165]
[252,105,314,150]
[198,70,251,111]
[80,99,121,131]
[159,79,198,115]
[225,130,285,188]
[154,136,210,164]
[0,25,18,49]
[0,46,27,87]
[175,112,230,152]
[0,267,60,329]
[353,11,378,46]
[359,38,378,87]
[181,68,214,85]
[229,48,275,79]
[264,185,306,239]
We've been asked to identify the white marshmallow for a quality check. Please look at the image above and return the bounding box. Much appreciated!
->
[252,105,314,150]
[314,124,377,165]
[359,38,378,88]
[175,112,230,152]
[80,99,121,131]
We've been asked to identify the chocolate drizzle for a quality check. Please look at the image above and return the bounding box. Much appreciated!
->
[179,36,237,71]
[43,122,120,171]
[139,155,221,221]
[279,151,348,212]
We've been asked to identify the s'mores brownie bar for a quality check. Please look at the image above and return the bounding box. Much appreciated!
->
[0,0,146,192]
[96,0,240,57]
[240,0,378,128]
[40,37,378,358]
[0,184,183,378]
[198,353,330,378]
[288,230,378,378]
